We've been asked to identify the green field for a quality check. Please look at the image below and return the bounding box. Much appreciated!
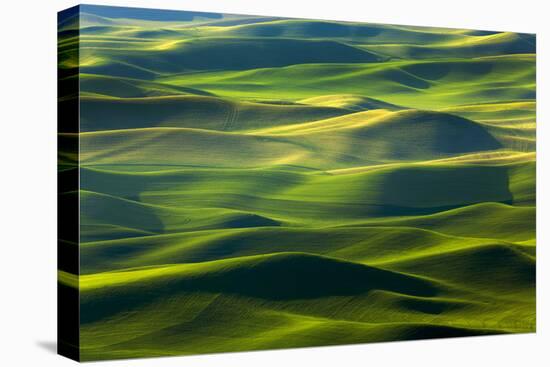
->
[58,5,536,361]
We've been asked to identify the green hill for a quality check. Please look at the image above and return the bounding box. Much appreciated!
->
[298,94,403,111]
[384,243,535,297]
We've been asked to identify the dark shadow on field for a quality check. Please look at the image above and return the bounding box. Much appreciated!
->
[79,191,165,235]
[230,21,383,38]
[36,340,57,354]
[377,165,514,215]
[80,167,150,199]
[353,111,503,157]
[79,168,167,245]
[402,61,493,81]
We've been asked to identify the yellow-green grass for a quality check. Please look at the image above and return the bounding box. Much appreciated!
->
[58,8,537,361]
[65,250,534,360]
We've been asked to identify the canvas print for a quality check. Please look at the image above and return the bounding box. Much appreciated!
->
[57,4,536,361]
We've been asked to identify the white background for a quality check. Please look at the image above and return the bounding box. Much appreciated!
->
[0,0,547,365]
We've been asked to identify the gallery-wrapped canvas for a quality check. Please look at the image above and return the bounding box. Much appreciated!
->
[58,4,536,362]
